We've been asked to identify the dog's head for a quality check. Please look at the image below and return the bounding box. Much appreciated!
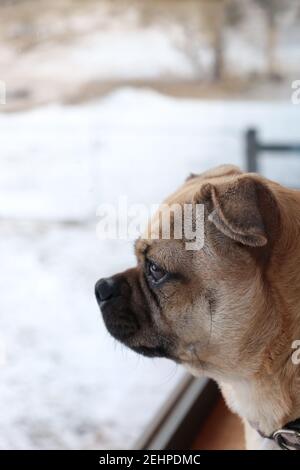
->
[95,165,282,379]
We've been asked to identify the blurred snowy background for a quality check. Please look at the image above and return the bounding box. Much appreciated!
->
[1,0,300,450]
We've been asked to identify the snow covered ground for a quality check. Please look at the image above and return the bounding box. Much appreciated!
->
[1,88,300,449]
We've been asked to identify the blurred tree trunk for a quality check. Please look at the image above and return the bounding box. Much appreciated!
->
[266,12,278,78]
[201,0,226,81]
[212,2,226,81]
[254,0,287,79]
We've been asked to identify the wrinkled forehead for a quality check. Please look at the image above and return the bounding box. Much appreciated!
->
[140,173,227,240]
[136,164,243,258]
[135,183,202,260]
[134,236,190,271]
[142,179,199,239]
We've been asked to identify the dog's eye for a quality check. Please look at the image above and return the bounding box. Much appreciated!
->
[148,261,167,283]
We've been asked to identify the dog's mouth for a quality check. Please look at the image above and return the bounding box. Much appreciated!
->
[100,302,176,360]
[100,298,140,342]
[131,344,176,360]
[95,278,177,360]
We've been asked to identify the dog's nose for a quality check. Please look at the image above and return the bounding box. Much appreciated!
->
[95,277,120,304]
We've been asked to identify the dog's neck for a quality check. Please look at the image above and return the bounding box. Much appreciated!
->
[219,368,299,437]
[216,326,300,437]
[215,187,300,437]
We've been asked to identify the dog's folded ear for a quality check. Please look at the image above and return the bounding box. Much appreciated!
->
[199,176,279,247]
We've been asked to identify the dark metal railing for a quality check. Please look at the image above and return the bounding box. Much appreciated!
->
[245,128,300,173]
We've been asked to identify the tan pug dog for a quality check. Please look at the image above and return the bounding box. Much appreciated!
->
[95,164,300,450]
